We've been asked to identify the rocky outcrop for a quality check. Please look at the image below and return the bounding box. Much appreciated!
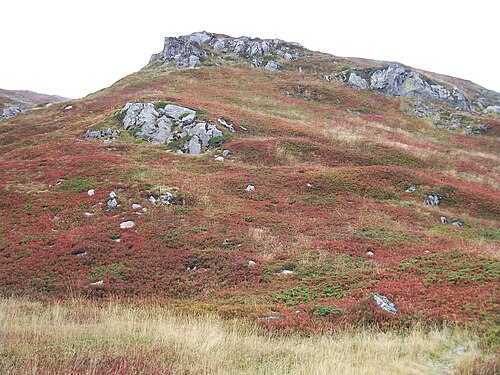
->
[149,31,305,70]
[120,102,226,154]
[484,105,500,114]
[1,105,23,119]
[339,64,469,110]
[85,128,120,139]
[328,64,499,134]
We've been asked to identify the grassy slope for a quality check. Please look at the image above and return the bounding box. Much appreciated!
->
[0,88,68,111]
[1,298,498,375]
[0,59,498,338]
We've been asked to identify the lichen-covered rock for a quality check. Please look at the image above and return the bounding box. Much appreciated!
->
[484,105,500,114]
[347,72,369,89]
[149,31,305,69]
[265,60,278,71]
[1,105,23,119]
[344,64,469,111]
[119,102,228,153]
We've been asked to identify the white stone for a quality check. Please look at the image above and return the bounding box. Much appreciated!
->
[132,204,142,210]
[120,221,135,229]
[281,270,294,275]
[405,185,417,193]
[245,185,255,192]
[63,105,73,110]
[164,104,196,120]
[485,105,500,114]
[84,212,93,217]
[373,294,397,314]
[90,280,104,285]
[366,251,374,256]
[87,189,95,196]
[214,156,224,162]
[248,260,256,266]
[109,191,117,198]
[452,346,466,355]
[265,60,278,71]
[187,136,202,155]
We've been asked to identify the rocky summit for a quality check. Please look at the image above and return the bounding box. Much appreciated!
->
[0,31,498,338]
[146,32,499,134]
[149,31,305,69]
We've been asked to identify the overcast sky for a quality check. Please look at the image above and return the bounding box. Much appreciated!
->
[1,0,499,99]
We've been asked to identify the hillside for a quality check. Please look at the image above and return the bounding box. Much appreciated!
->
[0,88,68,119]
[0,31,498,335]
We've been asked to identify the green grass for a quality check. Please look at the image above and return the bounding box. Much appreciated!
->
[85,262,127,281]
[57,177,96,193]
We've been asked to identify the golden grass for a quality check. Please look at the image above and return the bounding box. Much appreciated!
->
[0,298,493,375]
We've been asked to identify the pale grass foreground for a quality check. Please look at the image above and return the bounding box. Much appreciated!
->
[0,298,488,374]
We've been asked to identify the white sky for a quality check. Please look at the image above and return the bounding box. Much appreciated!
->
[1,0,499,99]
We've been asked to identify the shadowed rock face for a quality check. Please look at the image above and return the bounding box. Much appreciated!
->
[149,31,305,69]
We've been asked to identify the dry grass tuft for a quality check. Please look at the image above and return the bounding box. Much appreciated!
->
[0,298,490,375]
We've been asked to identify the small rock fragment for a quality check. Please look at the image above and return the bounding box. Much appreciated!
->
[425,194,442,207]
[161,192,175,205]
[217,118,235,132]
[87,189,95,196]
[90,280,104,285]
[109,191,117,198]
[107,198,118,209]
[222,149,230,158]
[452,346,466,355]
[281,270,294,275]
[440,216,448,224]
[405,185,417,193]
[452,219,464,228]
[84,212,94,217]
[132,204,142,210]
[366,251,374,256]
[119,221,135,229]
[76,251,87,257]
[148,196,157,204]
[214,156,224,162]
[248,260,256,266]
[423,250,431,254]
[245,185,255,192]
[373,294,397,314]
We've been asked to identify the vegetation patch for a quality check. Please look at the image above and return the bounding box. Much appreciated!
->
[57,177,96,193]
[398,249,499,285]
